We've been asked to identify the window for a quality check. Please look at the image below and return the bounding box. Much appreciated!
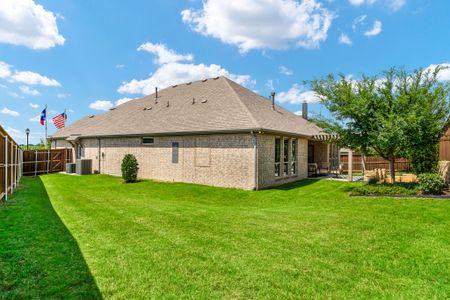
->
[76,144,83,159]
[291,139,297,175]
[172,142,179,164]
[283,138,289,176]
[308,145,315,163]
[142,137,154,145]
[274,138,281,177]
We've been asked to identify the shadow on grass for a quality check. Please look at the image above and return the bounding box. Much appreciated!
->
[0,177,102,299]
[270,178,323,191]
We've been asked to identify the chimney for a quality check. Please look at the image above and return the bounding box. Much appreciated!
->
[271,91,276,110]
[302,101,308,120]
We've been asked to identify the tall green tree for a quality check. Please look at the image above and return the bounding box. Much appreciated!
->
[310,67,450,182]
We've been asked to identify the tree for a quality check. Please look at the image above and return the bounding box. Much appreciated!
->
[310,67,450,182]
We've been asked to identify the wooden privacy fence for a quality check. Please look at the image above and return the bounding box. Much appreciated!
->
[0,126,23,202]
[340,154,410,172]
[22,148,72,176]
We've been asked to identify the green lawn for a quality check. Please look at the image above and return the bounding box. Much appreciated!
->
[2,174,450,299]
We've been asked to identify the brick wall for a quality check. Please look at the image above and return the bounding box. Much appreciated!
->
[64,134,256,190]
[257,134,308,189]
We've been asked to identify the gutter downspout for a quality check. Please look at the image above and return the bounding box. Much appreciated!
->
[97,138,101,174]
[251,131,258,190]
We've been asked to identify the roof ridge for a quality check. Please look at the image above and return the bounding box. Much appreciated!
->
[222,77,260,129]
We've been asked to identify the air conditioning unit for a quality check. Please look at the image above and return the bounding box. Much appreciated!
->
[66,163,76,174]
[76,159,92,175]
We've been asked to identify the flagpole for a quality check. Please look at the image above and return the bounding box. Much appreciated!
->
[64,108,67,128]
[45,104,48,149]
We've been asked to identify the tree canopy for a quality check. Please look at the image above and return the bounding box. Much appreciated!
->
[309,67,450,181]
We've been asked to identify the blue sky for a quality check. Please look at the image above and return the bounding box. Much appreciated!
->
[1,0,449,144]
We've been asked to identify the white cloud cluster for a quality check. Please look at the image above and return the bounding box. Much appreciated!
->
[0,60,60,86]
[1,107,20,117]
[426,63,450,81]
[20,85,40,96]
[279,66,293,76]
[29,103,39,109]
[352,15,367,31]
[138,43,193,65]
[339,33,352,45]
[118,42,254,95]
[364,20,382,37]
[115,97,133,106]
[0,0,65,49]
[181,0,333,53]
[89,100,114,111]
[348,0,406,11]
[277,84,321,104]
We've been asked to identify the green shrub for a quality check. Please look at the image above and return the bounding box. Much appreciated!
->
[121,154,139,183]
[349,183,419,196]
[418,173,444,195]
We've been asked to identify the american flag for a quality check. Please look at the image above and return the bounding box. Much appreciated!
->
[52,112,67,129]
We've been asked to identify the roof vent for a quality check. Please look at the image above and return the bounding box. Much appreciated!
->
[192,97,195,104]
[201,99,208,103]
[143,107,152,111]
[214,76,220,80]
[166,101,170,107]
[202,79,207,82]
[155,87,158,104]
[89,115,95,118]
[186,82,192,85]
[271,91,276,110]
[172,85,178,88]
[109,107,116,111]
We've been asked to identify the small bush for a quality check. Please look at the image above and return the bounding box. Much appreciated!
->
[121,154,139,183]
[349,183,419,196]
[418,173,444,195]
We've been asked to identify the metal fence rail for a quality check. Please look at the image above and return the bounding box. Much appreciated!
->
[22,149,72,176]
[0,125,23,202]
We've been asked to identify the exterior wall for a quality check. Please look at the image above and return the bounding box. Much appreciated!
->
[257,134,308,189]
[309,140,328,165]
[75,134,256,190]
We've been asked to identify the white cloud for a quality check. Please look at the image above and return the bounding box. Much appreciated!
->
[89,100,113,111]
[278,84,321,104]
[1,107,20,117]
[118,42,254,95]
[426,63,450,81]
[279,66,293,76]
[56,93,70,99]
[119,62,253,95]
[29,103,39,109]
[115,64,125,69]
[0,0,65,49]
[339,33,352,45]
[349,0,376,6]
[138,42,193,65]
[387,0,406,11]
[10,71,60,86]
[0,61,12,78]
[352,15,366,31]
[181,0,333,53]
[19,85,40,96]
[29,115,40,122]
[266,79,274,91]
[115,97,133,106]
[0,60,60,86]
[364,20,382,37]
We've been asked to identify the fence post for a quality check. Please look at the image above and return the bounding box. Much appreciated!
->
[34,150,38,177]
[5,136,8,201]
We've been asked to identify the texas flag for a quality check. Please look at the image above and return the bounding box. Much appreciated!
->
[40,108,46,126]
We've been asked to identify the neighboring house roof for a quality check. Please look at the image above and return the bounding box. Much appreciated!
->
[51,76,323,140]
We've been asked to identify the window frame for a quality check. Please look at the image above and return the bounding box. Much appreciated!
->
[274,137,281,177]
[142,137,155,145]
[172,142,179,164]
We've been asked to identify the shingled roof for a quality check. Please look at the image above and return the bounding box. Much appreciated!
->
[51,76,323,139]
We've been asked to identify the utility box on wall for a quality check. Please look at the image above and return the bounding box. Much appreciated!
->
[76,159,92,175]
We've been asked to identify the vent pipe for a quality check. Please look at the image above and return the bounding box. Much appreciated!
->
[302,101,308,120]
[155,87,158,103]
[271,91,276,110]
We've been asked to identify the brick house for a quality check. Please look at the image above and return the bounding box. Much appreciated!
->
[50,76,332,190]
